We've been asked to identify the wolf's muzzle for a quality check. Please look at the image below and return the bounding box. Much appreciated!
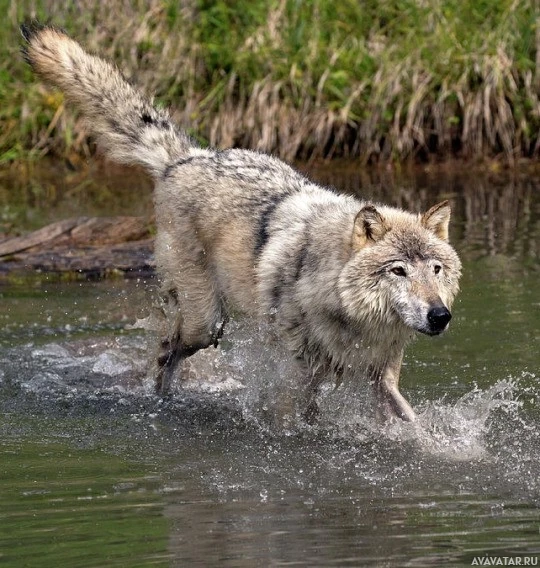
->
[427,305,452,334]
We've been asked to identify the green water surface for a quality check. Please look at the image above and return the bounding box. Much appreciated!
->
[0,164,539,567]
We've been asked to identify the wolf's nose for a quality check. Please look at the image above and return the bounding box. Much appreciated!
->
[427,306,452,333]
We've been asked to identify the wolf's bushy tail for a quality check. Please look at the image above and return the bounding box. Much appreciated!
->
[21,23,193,178]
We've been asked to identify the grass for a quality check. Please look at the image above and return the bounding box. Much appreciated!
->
[1,0,539,163]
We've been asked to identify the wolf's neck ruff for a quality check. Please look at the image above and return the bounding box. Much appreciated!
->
[22,23,461,424]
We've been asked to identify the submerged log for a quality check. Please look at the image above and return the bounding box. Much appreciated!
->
[0,216,155,278]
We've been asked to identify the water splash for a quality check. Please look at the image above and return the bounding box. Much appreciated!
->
[384,380,522,460]
[2,323,538,499]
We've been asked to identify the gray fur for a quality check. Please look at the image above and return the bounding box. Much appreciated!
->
[23,25,462,422]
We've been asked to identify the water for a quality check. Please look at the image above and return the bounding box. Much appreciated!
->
[0,163,539,566]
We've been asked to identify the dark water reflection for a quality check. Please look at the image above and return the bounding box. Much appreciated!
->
[307,163,539,266]
[0,162,539,566]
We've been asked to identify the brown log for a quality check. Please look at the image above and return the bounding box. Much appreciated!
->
[0,217,155,278]
[0,218,83,257]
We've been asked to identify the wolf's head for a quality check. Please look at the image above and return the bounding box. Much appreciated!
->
[339,201,462,337]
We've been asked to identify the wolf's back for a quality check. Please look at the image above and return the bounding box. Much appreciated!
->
[21,23,193,177]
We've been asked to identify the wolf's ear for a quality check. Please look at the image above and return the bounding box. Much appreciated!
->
[422,201,451,241]
[352,205,389,249]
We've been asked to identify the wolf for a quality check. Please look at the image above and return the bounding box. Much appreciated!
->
[21,23,461,423]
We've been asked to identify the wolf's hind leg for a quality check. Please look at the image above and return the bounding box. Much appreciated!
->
[154,308,183,395]
[154,276,227,396]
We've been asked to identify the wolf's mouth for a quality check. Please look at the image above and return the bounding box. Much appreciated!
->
[419,327,447,337]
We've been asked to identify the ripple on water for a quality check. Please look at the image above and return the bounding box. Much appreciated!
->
[1,325,539,503]
[0,325,539,567]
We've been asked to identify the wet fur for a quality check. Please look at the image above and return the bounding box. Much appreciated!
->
[22,23,462,422]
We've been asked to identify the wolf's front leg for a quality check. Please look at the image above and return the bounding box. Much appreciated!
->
[295,362,329,425]
[374,352,416,422]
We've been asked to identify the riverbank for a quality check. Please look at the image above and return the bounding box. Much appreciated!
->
[2,0,539,164]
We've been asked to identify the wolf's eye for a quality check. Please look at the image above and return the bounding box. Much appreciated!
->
[434,264,442,275]
[391,266,407,277]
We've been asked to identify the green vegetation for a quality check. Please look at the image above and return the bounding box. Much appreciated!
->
[1,0,539,162]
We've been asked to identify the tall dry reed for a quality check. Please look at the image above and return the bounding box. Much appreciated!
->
[2,0,539,162]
